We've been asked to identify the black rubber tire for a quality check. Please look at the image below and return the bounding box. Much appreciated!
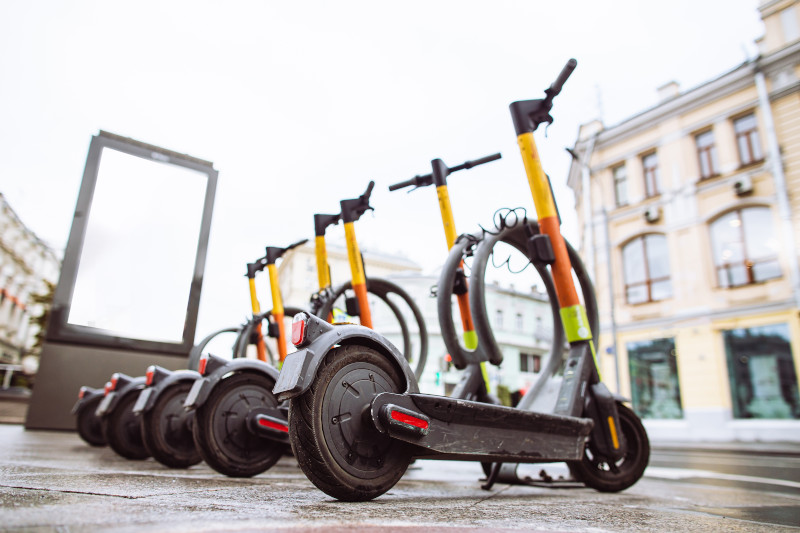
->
[318,278,428,380]
[141,381,202,469]
[288,344,412,501]
[102,390,150,460]
[568,403,650,492]
[76,396,106,447]
[192,371,283,477]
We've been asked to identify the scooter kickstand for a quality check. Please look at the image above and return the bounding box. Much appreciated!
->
[481,462,503,491]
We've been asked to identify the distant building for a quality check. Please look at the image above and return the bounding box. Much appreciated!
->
[278,242,555,398]
[0,193,60,364]
[566,0,800,441]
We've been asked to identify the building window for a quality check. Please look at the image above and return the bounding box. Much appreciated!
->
[515,312,523,330]
[724,324,800,419]
[627,338,683,419]
[642,151,661,197]
[733,113,763,167]
[781,6,800,43]
[495,309,503,329]
[622,234,672,304]
[520,352,541,373]
[710,207,781,288]
[612,164,628,207]
[695,129,719,179]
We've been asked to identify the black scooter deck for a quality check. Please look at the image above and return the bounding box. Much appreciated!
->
[371,393,593,463]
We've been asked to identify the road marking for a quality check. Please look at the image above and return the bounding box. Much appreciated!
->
[645,466,800,490]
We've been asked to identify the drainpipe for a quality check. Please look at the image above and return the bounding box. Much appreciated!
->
[569,139,621,393]
[580,136,598,283]
[602,203,621,394]
[754,68,800,309]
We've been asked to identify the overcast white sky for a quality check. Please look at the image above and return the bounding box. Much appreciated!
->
[0,1,764,339]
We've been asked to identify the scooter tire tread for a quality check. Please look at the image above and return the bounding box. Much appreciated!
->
[191,371,283,478]
[288,344,411,502]
[141,381,202,469]
[568,403,650,492]
[102,390,150,460]
[76,396,107,447]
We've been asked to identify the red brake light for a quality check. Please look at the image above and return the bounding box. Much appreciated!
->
[257,417,289,433]
[103,382,111,396]
[198,356,208,376]
[109,374,119,391]
[292,312,309,346]
[145,367,155,386]
[78,387,86,399]
[390,410,430,431]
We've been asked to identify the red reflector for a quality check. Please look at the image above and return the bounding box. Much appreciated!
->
[390,410,429,430]
[258,417,289,433]
[291,319,305,346]
[78,388,86,399]
[292,313,309,346]
[145,369,154,386]
[104,382,111,396]
[198,356,208,376]
[109,374,119,391]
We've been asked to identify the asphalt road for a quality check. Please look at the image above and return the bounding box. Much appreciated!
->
[1,425,799,532]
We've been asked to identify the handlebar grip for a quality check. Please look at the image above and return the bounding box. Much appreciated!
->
[549,58,577,96]
[388,178,416,192]
[286,238,309,252]
[362,180,375,199]
[464,153,502,169]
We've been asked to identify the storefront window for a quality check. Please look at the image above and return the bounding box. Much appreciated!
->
[723,324,800,419]
[627,338,683,419]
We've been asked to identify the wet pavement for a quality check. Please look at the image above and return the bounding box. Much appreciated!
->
[1,424,799,532]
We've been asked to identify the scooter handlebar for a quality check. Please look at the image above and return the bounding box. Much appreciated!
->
[451,152,502,172]
[285,238,309,252]
[547,58,577,98]
[340,181,375,223]
[388,152,501,192]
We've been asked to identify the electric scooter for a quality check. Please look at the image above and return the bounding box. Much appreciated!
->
[71,386,107,447]
[274,59,650,502]
[183,240,307,477]
[95,372,150,460]
[132,365,202,468]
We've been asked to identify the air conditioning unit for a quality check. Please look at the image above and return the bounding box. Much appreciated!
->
[734,175,754,196]
[644,206,661,224]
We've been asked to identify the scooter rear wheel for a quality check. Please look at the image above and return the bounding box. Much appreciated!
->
[289,344,412,501]
[141,381,202,469]
[103,390,150,460]
[192,371,283,477]
[76,396,107,447]
[568,403,649,492]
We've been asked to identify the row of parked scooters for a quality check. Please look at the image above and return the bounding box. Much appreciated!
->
[71,59,651,503]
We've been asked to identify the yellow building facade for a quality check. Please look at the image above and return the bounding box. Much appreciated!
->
[567,0,800,441]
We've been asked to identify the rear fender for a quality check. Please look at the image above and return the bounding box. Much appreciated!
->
[133,367,201,415]
[96,376,146,418]
[184,357,280,411]
[273,314,418,402]
[71,386,104,415]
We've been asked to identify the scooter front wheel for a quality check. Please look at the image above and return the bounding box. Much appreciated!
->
[288,344,412,501]
[192,371,283,477]
[76,396,106,447]
[568,403,650,492]
[141,381,202,469]
[103,391,150,460]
